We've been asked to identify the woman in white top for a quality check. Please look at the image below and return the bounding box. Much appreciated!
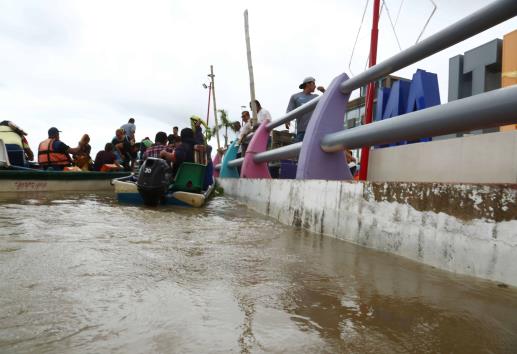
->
[251,100,272,126]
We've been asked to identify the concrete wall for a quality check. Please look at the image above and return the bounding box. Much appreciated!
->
[368,131,517,183]
[218,178,517,287]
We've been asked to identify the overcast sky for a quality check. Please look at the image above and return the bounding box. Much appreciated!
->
[0,0,516,154]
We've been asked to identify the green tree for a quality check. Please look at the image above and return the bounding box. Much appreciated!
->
[213,109,240,148]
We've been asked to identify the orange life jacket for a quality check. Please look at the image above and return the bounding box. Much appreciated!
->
[38,138,70,166]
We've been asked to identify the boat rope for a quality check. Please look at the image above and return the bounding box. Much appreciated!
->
[348,0,370,76]
[394,0,405,26]
[352,0,438,79]
[382,0,402,51]
[415,0,437,44]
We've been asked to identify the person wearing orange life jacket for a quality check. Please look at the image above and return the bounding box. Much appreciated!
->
[38,127,80,170]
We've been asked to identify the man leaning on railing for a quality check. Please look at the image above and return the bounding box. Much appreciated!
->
[285,76,325,142]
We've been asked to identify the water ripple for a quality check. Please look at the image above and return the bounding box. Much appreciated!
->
[0,192,516,353]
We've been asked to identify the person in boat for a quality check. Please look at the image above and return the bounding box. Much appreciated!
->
[120,118,136,144]
[72,134,92,171]
[190,117,215,188]
[172,126,179,140]
[286,76,325,142]
[167,134,176,149]
[0,120,34,162]
[37,127,80,170]
[143,131,171,159]
[138,136,153,155]
[93,142,121,171]
[112,128,133,171]
[160,127,199,178]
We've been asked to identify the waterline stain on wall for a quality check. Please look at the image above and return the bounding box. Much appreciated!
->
[218,178,517,287]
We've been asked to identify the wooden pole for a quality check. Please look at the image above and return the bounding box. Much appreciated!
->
[205,83,212,141]
[208,65,221,150]
[244,10,258,125]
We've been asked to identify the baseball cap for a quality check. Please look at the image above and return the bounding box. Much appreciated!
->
[299,76,316,89]
[48,127,61,137]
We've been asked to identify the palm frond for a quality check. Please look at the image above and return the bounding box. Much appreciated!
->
[217,109,230,126]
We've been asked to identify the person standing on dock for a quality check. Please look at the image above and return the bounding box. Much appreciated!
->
[251,100,272,126]
[286,77,325,142]
[236,110,253,165]
[238,111,253,144]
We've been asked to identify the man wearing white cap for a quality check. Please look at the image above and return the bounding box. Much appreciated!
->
[286,77,325,142]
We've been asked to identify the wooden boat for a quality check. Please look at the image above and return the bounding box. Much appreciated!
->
[113,160,215,207]
[0,139,130,192]
[113,178,215,207]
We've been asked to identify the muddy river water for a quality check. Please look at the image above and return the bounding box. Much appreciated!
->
[0,193,516,353]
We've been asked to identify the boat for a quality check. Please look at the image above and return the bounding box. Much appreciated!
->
[0,169,131,193]
[0,139,130,192]
[113,158,215,207]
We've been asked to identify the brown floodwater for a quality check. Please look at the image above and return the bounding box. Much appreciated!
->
[0,192,516,354]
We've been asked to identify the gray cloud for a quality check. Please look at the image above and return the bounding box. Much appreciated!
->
[0,0,76,46]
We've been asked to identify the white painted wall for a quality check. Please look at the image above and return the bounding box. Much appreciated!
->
[368,131,517,183]
[218,178,517,287]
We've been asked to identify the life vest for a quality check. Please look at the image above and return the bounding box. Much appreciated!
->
[100,163,120,172]
[38,138,70,166]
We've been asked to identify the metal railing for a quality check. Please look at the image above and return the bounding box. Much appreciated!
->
[218,0,517,170]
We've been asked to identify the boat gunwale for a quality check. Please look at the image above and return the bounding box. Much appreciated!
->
[0,169,131,180]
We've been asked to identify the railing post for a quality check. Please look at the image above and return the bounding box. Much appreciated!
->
[241,120,271,178]
[220,141,240,178]
[296,72,352,180]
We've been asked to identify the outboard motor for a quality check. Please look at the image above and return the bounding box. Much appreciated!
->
[137,157,172,206]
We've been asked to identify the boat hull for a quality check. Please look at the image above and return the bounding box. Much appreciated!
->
[113,179,214,207]
[0,170,130,192]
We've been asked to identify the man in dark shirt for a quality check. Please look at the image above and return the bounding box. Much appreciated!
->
[93,143,117,171]
[160,127,198,177]
[286,76,325,142]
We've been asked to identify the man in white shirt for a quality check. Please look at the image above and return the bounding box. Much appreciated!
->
[238,111,253,143]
